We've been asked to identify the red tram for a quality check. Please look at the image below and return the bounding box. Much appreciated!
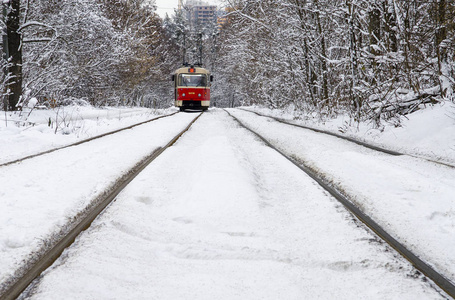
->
[172,65,213,111]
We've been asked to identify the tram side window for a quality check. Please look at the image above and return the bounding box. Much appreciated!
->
[179,74,207,87]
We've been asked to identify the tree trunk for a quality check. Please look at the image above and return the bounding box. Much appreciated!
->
[346,0,361,120]
[435,0,447,96]
[369,4,381,70]
[5,0,22,111]
[315,0,328,104]
[435,0,447,62]
[384,0,397,52]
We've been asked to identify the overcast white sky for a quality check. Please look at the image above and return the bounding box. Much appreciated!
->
[155,0,178,18]
[155,0,223,18]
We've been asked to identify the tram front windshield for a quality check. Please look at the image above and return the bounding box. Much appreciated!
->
[179,74,207,87]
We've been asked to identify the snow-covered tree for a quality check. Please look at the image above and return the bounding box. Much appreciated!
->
[2,0,175,109]
[215,0,455,123]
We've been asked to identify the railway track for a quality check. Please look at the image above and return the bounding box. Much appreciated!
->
[224,109,455,298]
[0,111,179,168]
[4,108,450,299]
[0,112,203,300]
[239,108,455,168]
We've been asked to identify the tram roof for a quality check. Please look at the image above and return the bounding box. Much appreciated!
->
[174,66,211,75]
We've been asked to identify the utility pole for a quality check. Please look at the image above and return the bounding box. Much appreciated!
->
[182,32,187,66]
[197,32,202,66]
[211,32,217,71]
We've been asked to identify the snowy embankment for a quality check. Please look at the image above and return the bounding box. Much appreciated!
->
[246,103,455,166]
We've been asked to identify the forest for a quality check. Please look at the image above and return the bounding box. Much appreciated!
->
[214,0,455,125]
[1,0,454,125]
[1,0,180,110]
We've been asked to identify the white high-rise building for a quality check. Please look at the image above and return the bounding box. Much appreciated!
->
[185,0,217,28]
[186,0,209,6]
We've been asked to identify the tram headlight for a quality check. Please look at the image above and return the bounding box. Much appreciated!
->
[198,93,202,97]
[182,93,186,97]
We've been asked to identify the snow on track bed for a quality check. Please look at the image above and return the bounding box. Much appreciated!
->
[0,112,178,167]
[228,108,455,287]
[240,108,455,168]
[240,104,455,167]
[239,108,404,156]
[0,107,175,166]
[22,109,445,299]
[0,112,199,293]
[226,109,455,296]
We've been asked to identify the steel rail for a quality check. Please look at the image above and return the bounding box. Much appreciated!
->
[0,111,179,168]
[0,112,203,300]
[225,109,455,299]
[238,108,455,168]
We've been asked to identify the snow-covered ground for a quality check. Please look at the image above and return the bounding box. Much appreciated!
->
[0,106,174,165]
[229,107,455,284]
[20,110,446,299]
[246,103,455,166]
[0,109,196,290]
[0,104,453,298]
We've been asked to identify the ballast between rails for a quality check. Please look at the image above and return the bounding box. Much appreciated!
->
[0,112,204,300]
[224,108,455,299]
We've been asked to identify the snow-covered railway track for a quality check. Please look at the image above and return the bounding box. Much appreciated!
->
[239,108,455,168]
[0,112,179,168]
[0,112,203,300]
[225,109,455,298]
[10,109,448,299]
